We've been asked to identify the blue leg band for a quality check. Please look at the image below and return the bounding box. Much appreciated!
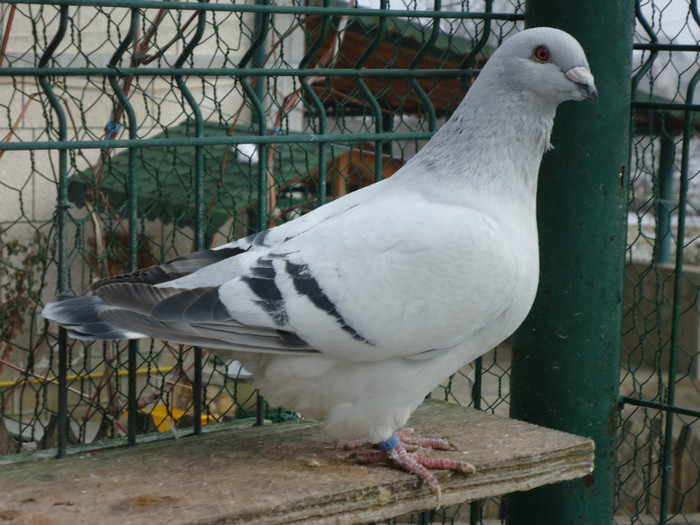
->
[377,433,400,452]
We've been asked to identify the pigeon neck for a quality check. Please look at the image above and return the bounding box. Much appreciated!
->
[404,83,557,202]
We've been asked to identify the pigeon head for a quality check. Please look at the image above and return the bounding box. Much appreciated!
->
[484,27,598,106]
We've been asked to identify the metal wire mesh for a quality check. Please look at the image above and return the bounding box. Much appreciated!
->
[5,0,700,523]
[618,1,700,523]
[8,2,699,524]
[0,1,524,523]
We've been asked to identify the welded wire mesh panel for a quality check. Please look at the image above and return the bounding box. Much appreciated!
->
[618,1,700,523]
[0,2,525,520]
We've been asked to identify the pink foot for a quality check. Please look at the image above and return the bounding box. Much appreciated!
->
[343,431,475,505]
[395,427,454,451]
[339,427,451,452]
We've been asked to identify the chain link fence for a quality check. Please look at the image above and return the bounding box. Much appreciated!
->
[0,1,524,523]
[2,1,699,524]
[618,1,700,524]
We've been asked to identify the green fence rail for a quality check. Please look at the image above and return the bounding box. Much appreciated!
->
[0,2,524,523]
[2,1,699,524]
[617,1,700,524]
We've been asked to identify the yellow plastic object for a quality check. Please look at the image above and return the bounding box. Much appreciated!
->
[145,404,214,432]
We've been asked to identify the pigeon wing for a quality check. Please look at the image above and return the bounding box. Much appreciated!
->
[92,180,525,362]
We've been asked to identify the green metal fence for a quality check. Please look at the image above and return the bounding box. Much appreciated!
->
[617,1,700,523]
[0,1,523,523]
[2,1,699,524]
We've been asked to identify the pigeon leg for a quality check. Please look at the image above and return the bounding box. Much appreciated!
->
[348,433,476,505]
[340,427,451,452]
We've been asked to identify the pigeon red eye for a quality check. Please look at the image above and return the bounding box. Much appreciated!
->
[534,45,550,62]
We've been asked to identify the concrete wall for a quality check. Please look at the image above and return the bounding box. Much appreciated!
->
[623,261,700,379]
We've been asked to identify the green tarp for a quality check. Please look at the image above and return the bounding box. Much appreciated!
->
[68,122,328,230]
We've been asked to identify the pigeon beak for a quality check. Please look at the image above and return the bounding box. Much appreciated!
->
[565,66,598,103]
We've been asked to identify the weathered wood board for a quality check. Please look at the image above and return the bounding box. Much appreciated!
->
[0,400,593,525]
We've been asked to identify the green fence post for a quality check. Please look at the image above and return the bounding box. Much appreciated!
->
[508,2,634,524]
[656,133,675,264]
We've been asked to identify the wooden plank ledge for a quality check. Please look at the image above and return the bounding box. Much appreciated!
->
[0,400,594,525]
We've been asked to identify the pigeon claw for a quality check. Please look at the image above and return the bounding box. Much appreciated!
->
[388,441,442,503]
[346,431,476,507]
[395,428,455,451]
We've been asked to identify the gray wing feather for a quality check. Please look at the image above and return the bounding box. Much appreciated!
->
[99,309,316,355]
[94,283,183,314]
[92,246,246,290]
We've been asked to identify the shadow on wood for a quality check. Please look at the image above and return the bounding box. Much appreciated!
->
[0,400,593,525]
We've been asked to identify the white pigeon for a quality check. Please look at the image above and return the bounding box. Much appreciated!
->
[43,27,596,502]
